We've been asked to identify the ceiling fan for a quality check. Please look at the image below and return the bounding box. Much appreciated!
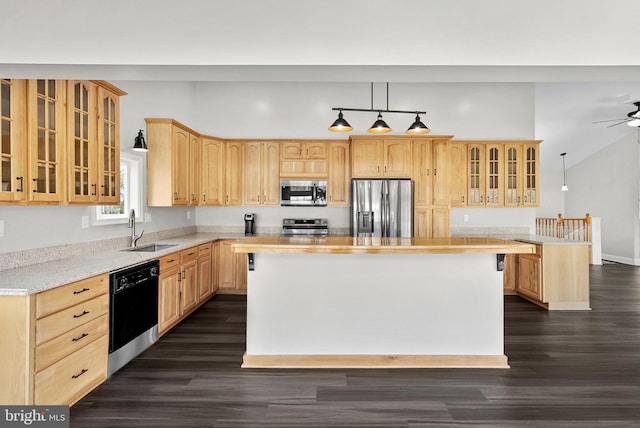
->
[593,101,640,128]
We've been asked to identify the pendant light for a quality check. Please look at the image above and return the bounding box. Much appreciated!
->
[368,113,392,133]
[133,129,148,152]
[560,152,568,191]
[328,82,428,134]
[328,110,353,132]
[406,114,430,135]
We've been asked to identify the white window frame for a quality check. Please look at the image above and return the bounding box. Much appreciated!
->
[92,153,143,225]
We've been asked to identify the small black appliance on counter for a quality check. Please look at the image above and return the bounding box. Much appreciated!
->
[244,213,256,235]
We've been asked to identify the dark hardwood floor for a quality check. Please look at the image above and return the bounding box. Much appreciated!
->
[71,263,640,427]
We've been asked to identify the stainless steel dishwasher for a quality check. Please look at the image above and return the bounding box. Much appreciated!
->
[108,259,159,377]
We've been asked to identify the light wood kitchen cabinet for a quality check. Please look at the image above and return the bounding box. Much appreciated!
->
[188,134,200,205]
[415,207,450,238]
[280,140,328,178]
[197,242,214,301]
[351,137,412,178]
[67,80,97,203]
[503,254,518,295]
[0,79,126,205]
[0,79,26,202]
[27,79,67,203]
[96,84,122,204]
[218,240,248,294]
[180,247,199,315]
[158,245,201,336]
[412,137,451,237]
[504,241,590,310]
[466,142,504,207]
[224,141,244,206]
[522,143,540,207]
[0,273,109,405]
[158,253,181,335]
[145,118,199,207]
[449,142,467,207]
[67,81,126,204]
[244,141,280,205]
[451,139,541,208]
[328,140,350,206]
[200,137,225,205]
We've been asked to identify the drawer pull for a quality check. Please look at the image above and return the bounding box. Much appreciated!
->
[71,368,88,379]
[73,310,90,319]
[73,287,90,295]
[72,333,89,342]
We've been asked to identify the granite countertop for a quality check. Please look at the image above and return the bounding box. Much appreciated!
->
[233,236,537,255]
[0,232,247,296]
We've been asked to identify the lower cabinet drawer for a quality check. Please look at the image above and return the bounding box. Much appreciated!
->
[35,293,109,346]
[35,314,108,372]
[34,335,108,405]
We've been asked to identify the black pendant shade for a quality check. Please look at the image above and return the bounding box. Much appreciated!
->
[368,113,392,133]
[328,110,353,132]
[133,129,148,152]
[406,114,430,135]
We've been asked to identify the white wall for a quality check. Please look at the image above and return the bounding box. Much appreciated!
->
[564,133,640,264]
[2,81,550,253]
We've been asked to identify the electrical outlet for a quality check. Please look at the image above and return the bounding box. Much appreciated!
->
[187,211,191,220]
[145,212,152,223]
[0,220,4,237]
[81,216,89,229]
[463,214,469,222]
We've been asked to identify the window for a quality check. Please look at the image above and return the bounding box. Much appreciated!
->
[93,153,143,225]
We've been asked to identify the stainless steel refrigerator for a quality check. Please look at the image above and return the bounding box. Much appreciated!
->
[351,179,413,237]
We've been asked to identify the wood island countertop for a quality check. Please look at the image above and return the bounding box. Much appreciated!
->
[232,236,536,255]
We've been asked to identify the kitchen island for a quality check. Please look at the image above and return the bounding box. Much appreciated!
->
[233,236,535,369]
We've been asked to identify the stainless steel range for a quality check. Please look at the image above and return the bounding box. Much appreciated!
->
[282,218,329,236]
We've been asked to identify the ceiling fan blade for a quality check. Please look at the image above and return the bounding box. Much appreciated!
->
[592,118,627,123]
[606,120,630,128]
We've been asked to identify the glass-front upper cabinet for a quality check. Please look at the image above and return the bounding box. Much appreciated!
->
[27,79,66,202]
[68,81,97,203]
[0,79,26,202]
[98,86,120,204]
[523,143,539,206]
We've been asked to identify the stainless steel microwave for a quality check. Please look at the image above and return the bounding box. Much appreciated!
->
[280,180,327,206]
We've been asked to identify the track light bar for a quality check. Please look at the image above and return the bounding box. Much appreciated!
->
[331,107,427,115]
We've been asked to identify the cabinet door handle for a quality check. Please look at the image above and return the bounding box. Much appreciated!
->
[174,192,178,200]
[32,178,38,192]
[480,196,483,202]
[71,368,88,379]
[203,194,206,202]
[433,168,437,176]
[462,196,465,203]
[72,332,89,342]
[226,195,229,202]
[100,183,106,196]
[257,194,260,203]
[16,176,24,192]
[91,183,97,196]
[426,169,430,176]
[73,287,90,295]
[384,166,387,173]
[73,310,89,319]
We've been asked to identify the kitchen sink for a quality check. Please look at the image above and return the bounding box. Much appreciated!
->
[123,243,178,252]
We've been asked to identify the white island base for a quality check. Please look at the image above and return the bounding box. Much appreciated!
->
[242,252,509,369]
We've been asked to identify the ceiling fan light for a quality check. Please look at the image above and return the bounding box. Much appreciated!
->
[328,111,353,132]
[627,118,640,127]
[406,114,430,135]
[368,113,392,133]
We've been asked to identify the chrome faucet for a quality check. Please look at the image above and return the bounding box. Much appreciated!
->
[129,209,144,247]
